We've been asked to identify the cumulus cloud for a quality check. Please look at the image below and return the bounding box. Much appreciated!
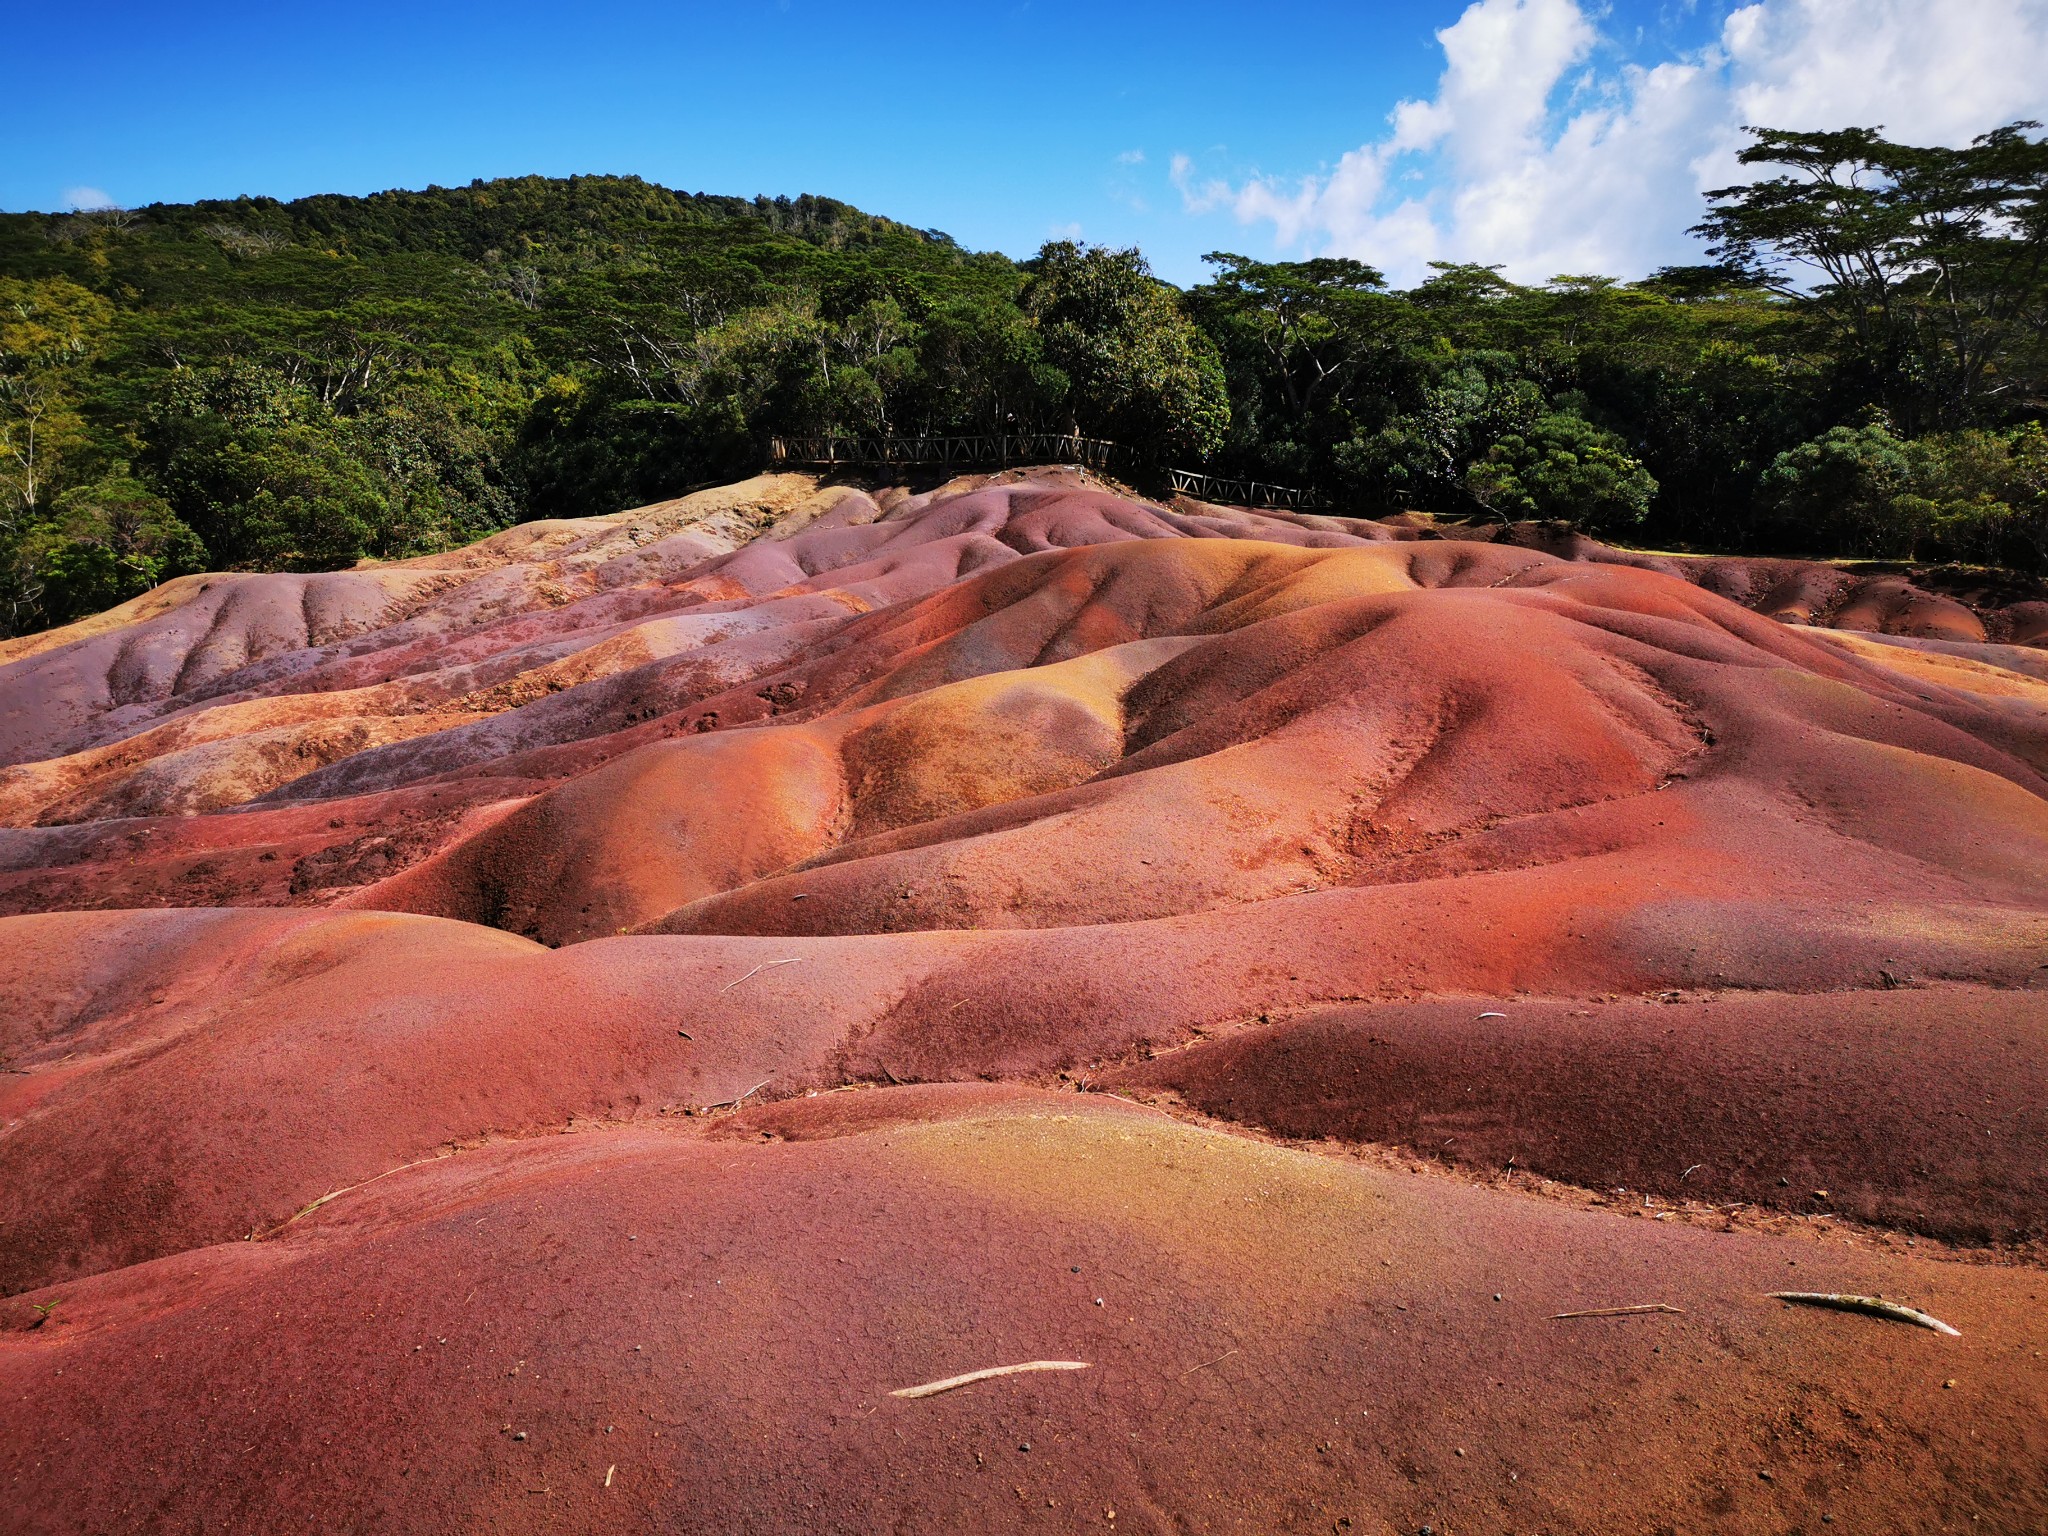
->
[1182,0,2048,284]
[61,186,118,212]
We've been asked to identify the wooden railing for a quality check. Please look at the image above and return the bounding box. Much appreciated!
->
[1166,468,1328,511]
[765,434,1327,510]
[768,433,1121,471]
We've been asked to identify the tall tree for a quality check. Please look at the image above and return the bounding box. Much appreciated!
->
[1022,243,1229,464]
[1192,254,1388,423]
[1696,122,2048,431]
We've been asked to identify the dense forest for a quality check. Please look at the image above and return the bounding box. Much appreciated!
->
[2,122,2045,636]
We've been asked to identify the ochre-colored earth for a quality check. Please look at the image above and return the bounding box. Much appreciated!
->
[1,467,2044,1534]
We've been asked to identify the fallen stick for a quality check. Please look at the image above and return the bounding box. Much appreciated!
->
[1552,1303,1685,1319]
[1768,1292,1960,1336]
[1179,1348,1239,1379]
[890,1361,1091,1399]
[720,958,804,994]
[255,1151,450,1240]
[706,1078,772,1111]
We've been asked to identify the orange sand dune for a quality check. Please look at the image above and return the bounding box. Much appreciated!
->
[6,1090,2045,1536]
[0,468,2043,1534]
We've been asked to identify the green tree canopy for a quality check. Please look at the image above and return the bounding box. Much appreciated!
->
[2,146,2046,639]
[16,475,206,623]
[1022,242,1229,463]
[1465,412,1658,532]
[1696,122,2048,431]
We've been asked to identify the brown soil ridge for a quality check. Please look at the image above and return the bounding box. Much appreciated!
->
[0,468,2043,1533]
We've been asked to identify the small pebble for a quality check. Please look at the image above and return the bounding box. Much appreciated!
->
[1094,1297,1104,1307]
[1492,1293,1502,1302]
[511,1431,527,1442]
[1943,1378,1957,1390]
[1019,1443,1031,1453]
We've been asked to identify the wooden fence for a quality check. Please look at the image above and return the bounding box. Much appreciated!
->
[1164,468,1328,512]
[765,434,1327,511]
[768,433,1121,472]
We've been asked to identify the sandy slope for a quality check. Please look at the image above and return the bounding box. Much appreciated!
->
[0,468,2043,1534]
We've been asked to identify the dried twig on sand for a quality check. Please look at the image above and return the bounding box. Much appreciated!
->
[706,1078,772,1111]
[1551,1303,1685,1319]
[1179,1348,1240,1379]
[720,958,803,993]
[1768,1292,1960,1336]
[254,1152,450,1240]
[890,1361,1091,1399]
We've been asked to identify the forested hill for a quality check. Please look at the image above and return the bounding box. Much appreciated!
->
[0,176,966,264]
[3,130,2046,638]
[0,175,1036,631]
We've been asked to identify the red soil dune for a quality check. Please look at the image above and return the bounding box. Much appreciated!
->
[0,467,2043,1534]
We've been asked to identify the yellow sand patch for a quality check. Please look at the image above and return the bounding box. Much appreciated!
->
[837,640,1192,837]
[0,679,488,825]
[1818,629,2048,703]
[1,712,470,824]
[881,1110,1387,1310]
[1187,545,1427,632]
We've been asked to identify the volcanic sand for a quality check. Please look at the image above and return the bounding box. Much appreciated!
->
[0,467,2044,1533]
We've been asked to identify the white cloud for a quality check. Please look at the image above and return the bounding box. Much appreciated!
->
[1723,0,2048,145]
[1169,153,1232,216]
[1109,150,1152,213]
[1395,0,1596,171]
[61,186,118,212]
[1047,220,1084,241]
[1182,0,2048,284]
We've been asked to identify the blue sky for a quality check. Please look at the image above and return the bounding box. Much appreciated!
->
[10,1,2046,286]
